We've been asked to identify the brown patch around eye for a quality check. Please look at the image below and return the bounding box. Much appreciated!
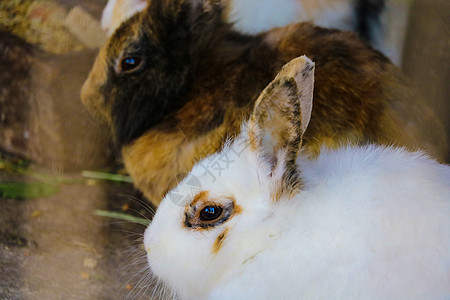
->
[184,195,241,230]
[212,228,228,254]
[191,191,209,206]
[234,201,242,215]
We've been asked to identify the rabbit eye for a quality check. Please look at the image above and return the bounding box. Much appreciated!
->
[184,196,239,229]
[199,206,223,221]
[118,56,143,73]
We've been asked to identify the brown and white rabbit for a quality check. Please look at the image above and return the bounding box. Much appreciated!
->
[143,57,450,300]
[100,0,405,64]
[81,0,447,205]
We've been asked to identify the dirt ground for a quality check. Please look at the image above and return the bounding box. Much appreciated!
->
[0,0,449,300]
[0,170,154,300]
[0,0,155,299]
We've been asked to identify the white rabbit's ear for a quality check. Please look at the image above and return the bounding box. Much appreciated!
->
[249,56,314,200]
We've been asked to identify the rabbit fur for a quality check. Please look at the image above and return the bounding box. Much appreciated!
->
[101,0,147,36]
[143,57,450,300]
[100,0,403,63]
[81,0,447,205]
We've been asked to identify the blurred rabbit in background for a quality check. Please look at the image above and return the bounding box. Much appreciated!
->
[82,0,447,205]
[100,0,408,64]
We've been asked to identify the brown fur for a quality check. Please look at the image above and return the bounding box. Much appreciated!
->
[212,228,228,254]
[233,201,242,215]
[122,107,245,202]
[81,47,111,123]
[82,1,448,205]
[191,190,209,206]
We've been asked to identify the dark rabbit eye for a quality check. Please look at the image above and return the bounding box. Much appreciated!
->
[118,56,143,73]
[199,206,223,221]
[184,197,235,229]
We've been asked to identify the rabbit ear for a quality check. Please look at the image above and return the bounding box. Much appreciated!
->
[248,56,314,200]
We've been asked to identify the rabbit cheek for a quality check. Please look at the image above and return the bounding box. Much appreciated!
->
[81,47,110,123]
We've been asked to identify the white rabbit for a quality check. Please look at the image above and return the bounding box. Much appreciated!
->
[143,56,450,300]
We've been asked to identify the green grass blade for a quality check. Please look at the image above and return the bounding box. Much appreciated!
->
[82,171,133,183]
[0,182,60,200]
[94,209,149,226]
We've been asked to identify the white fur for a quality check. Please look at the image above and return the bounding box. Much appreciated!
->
[101,0,147,36]
[144,132,450,299]
[100,0,116,33]
[227,0,304,34]
[228,0,354,34]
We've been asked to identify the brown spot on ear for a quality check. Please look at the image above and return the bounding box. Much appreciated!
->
[248,78,304,201]
[246,57,315,202]
[271,181,284,202]
[271,175,302,202]
[248,122,259,152]
[212,228,228,254]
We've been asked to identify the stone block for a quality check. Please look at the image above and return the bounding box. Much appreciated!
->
[0,31,114,171]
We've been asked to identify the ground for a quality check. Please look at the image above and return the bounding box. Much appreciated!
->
[0,0,155,299]
[0,164,155,300]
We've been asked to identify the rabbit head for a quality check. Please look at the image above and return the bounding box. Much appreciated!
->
[81,0,282,202]
[143,56,315,299]
[82,0,231,147]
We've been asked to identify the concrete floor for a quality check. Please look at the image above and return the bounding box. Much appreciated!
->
[0,1,156,299]
[0,169,154,300]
